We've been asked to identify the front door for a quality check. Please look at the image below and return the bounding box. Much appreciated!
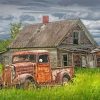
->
[81,55,87,67]
[36,54,52,83]
[73,54,81,67]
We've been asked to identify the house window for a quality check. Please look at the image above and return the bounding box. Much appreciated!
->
[62,54,68,66]
[73,32,79,44]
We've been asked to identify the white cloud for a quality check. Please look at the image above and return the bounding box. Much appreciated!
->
[94,37,100,44]
[83,20,100,30]
[0,3,100,45]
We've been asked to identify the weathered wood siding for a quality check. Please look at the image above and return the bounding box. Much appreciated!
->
[95,52,100,67]
[0,51,13,65]
[57,49,72,67]
[60,25,93,47]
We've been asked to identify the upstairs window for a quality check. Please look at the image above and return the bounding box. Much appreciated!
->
[73,32,79,44]
[62,54,68,66]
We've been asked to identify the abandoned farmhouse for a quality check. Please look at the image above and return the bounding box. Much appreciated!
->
[1,17,99,68]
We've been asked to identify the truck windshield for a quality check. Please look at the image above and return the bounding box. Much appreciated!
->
[13,54,36,63]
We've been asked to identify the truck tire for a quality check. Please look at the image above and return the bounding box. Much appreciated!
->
[0,84,3,89]
[23,79,36,89]
[62,74,70,85]
[16,78,37,89]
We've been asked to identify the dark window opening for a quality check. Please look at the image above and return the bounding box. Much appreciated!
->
[97,58,100,62]
[73,32,79,44]
[13,54,36,63]
[38,54,49,63]
[63,55,68,66]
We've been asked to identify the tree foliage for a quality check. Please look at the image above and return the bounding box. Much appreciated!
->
[0,22,22,52]
[10,22,22,39]
[0,39,11,52]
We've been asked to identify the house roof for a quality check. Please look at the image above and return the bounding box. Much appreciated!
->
[91,46,100,53]
[9,19,97,49]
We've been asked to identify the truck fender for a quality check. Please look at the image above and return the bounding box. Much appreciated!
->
[56,71,71,83]
[13,73,35,85]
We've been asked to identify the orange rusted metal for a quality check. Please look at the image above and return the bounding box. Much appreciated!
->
[36,63,52,83]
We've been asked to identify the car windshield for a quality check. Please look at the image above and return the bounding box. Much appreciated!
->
[13,54,36,63]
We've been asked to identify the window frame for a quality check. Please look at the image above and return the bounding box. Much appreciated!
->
[73,31,80,45]
[12,54,36,63]
[62,53,68,67]
[38,54,49,63]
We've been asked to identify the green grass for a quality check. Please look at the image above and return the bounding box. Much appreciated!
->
[0,68,100,100]
[0,64,3,73]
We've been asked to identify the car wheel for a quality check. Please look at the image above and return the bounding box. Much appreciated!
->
[23,78,36,89]
[62,75,70,86]
[0,84,3,89]
[16,78,37,89]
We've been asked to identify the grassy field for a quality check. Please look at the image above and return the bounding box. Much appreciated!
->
[0,68,100,100]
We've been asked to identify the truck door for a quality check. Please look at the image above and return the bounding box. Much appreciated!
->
[36,54,52,83]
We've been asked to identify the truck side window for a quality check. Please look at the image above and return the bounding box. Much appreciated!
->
[39,54,48,63]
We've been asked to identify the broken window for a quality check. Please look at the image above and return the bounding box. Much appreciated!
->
[13,54,36,63]
[62,54,68,66]
[38,54,49,63]
[73,32,79,44]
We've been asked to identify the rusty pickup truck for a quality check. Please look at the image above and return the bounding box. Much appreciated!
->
[0,50,74,88]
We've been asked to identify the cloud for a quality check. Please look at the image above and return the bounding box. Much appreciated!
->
[0,15,14,21]
[20,15,35,22]
[94,37,100,45]
[0,33,10,40]
[58,0,100,7]
[1,0,100,7]
[82,20,100,30]
[0,0,100,45]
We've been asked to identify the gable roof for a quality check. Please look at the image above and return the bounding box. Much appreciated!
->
[9,19,97,49]
[77,19,97,46]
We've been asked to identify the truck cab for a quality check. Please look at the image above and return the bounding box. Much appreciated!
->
[1,50,74,88]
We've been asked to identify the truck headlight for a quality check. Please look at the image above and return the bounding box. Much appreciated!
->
[10,65,16,80]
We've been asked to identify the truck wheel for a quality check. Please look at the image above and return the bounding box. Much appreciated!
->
[62,75,70,86]
[23,78,36,89]
[0,84,3,89]
[16,78,37,89]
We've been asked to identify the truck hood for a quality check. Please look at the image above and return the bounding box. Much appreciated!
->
[12,62,36,77]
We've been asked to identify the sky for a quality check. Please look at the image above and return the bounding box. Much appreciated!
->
[0,0,100,45]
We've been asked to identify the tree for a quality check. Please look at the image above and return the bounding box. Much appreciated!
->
[10,22,22,39]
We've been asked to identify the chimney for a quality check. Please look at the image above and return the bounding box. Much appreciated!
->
[43,16,49,24]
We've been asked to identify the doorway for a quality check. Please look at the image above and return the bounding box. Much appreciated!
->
[73,54,81,67]
[81,55,87,67]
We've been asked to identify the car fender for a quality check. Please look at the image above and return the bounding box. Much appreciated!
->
[56,71,70,83]
[12,73,34,85]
